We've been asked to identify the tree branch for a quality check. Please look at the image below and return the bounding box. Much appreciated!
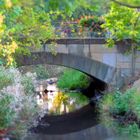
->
[111,0,140,8]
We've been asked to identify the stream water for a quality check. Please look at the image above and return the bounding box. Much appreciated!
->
[24,106,135,140]
[25,125,134,140]
[3,78,135,140]
[23,81,135,140]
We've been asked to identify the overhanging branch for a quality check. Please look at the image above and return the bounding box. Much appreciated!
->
[111,0,140,8]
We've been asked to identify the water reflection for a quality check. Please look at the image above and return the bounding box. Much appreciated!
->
[25,78,138,140]
[30,104,99,134]
[36,78,89,115]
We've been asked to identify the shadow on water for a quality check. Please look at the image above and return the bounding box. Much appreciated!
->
[25,101,138,140]
[24,79,115,140]
[25,102,138,140]
[26,104,116,140]
[25,103,136,140]
[24,78,137,140]
[30,104,99,134]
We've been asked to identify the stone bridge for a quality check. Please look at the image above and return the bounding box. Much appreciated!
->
[17,38,140,89]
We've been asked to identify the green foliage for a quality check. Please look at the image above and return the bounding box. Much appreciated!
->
[112,0,140,8]
[0,66,14,90]
[102,3,140,49]
[79,15,104,33]
[44,0,109,21]
[0,0,56,66]
[80,16,97,26]
[0,67,39,138]
[45,0,91,16]
[100,88,136,115]
[112,89,133,114]
[117,123,140,137]
[99,92,114,113]
[34,65,49,80]
[65,92,88,114]
[2,0,140,65]
[131,91,140,119]
[21,74,35,96]
[0,94,15,129]
[66,92,88,105]
[57,69,90,90]
[99,88,140,136]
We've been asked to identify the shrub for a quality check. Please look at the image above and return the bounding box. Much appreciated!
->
[131,92,140,120]
[112,89,134,114]
[57,69,90,90]
[0,94,16,130]
[0,67,14,90]
[100,88,135,115]
[21,73,36,96]
[99,88,140,136]
[34,65,49,80]
[0,68,39,138]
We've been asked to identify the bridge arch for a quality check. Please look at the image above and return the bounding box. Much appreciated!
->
[17,52,117,86]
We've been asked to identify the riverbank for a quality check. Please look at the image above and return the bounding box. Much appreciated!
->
[99,77,140,137]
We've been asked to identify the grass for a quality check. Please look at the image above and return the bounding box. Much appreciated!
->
[57,69,90,90]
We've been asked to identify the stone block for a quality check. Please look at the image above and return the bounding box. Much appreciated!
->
[90,44,117,53]
[90,61,101,77]
[82,59,92,75]
[117,53,132,62]
[135,63,140,69]
[96,64,109,80]
[103,53,117,67]
[104,67,116,83]
[67,44,84,56]
[56,45,68,54]
[117,62,131,68]
[91,53,103,62]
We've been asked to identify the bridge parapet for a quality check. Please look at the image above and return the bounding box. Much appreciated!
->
[21,38,140,89]
[40,39,140,77]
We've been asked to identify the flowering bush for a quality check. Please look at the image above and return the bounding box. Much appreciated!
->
[0,67,39,139]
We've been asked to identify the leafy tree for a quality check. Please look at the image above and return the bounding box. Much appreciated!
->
[111,0,140,8]
[0,0,56,66]
[46,0,110,19]
[102,3,140,50]
[45,0,91,16]
[1,0,139,66]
